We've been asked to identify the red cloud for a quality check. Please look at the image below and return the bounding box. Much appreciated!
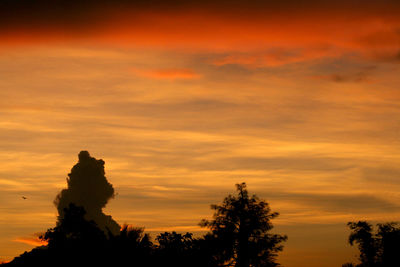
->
[131,68,201,80]
[0,2,399,65]
[13,236,47,247]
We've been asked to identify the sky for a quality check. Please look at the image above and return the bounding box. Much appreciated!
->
[1,0,400,266]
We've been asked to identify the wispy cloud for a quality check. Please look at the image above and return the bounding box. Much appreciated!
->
[310,66,376,83]
[131,68,201,80]
[13,234,47,247]
[211,47,339,68]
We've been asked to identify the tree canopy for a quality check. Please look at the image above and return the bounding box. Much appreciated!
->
[200,183,287,267]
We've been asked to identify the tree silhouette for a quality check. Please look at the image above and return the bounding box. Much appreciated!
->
[154,231,195,266]
[376,223,400,266]
[345,221,400,267]
[41,203,108,265]
[41,203,107,248]
[7,204,108,266]
[152,231,219,267]
[347,221,377,267]
[109,225,153,266]
[200,183,287,267]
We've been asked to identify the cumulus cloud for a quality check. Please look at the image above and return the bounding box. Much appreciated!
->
[54,151,120,235]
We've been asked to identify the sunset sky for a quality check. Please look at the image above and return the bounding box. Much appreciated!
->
[1,0,400,266]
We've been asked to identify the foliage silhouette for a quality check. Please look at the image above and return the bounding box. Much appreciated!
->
[343,221,400,267]
[200,182,287,267]
[108,225,154,266]
[153,231,203,266]
[42,203,107,249]
[7,203,108,266]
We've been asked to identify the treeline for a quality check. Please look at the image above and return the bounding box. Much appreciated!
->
[2,151,400,267]
[4,183,287,267]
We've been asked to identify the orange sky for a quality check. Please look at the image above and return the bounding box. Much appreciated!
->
[1,1,400,266]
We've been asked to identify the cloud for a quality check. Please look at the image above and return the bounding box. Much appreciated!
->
[1,0,399,29]
[371,50,400,63]
[268,191,400,213]
[211,47,339,68]
[310,68,376,83]
[362,166,400,184]
[131,68,201,80]
[54,151,120,235]
[100,99,239,117]
[1,0,399,66]
[13,233,47,246]
[357,28,400,49]
[188,156,355,172]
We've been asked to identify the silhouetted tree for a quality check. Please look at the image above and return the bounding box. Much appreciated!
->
[109,225,153,266]
[200,183,287,267]
[346,221,400,267]
[41,203,108,265]
[376,223,400,267]
[6,204,108,267]
[348,221,377,267]
[42,203,107,246]
[152,231,218,267]
[154,231,195,266]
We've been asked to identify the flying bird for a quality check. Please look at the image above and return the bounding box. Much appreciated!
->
[22,196,27,199]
